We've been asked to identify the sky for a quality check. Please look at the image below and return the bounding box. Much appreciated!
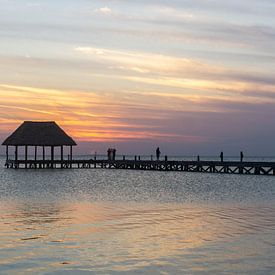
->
[1,0,275,156]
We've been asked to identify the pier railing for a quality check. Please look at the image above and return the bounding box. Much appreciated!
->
[5,159,275,176]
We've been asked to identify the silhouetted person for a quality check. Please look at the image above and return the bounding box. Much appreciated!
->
[107,148,111,160]
[156,147,161,160]
[165,155,168,161]
[240,151,244,162]
[197,155,200,162]
[220,151,224,162]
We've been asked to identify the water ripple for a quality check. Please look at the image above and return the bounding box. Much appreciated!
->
[0,157,275,273]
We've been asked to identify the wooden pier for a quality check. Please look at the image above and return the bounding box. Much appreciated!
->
[3,121,275,176]
[5,159,275,176]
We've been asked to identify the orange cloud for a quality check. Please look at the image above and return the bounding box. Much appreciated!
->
[0,84,184,143]
[1,81,272,147]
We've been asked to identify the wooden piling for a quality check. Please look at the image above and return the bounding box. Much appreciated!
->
[25,145,28,169]
[51,146,54,168]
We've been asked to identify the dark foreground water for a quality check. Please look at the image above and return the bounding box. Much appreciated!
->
[0,158,275,274]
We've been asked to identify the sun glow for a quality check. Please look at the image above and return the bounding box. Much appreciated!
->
[0,84,185,143]
[1,78,274,149]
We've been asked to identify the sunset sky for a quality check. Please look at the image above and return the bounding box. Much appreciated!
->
[1,0,275,155]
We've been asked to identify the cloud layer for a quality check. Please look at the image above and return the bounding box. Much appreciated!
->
[1,0,275,155]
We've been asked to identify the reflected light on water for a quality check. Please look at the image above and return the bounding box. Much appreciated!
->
[1,200,275,274]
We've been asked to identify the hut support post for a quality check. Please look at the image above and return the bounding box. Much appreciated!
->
[6,145,8,163]
[15,146,18,162]
[35,146,37,161]
[43,146,45,168]
[25,145,28,169]
[61,146,63,168]
[70,145,72,168]
[51,146,54,168]
[34,146,37,168]
[15,146,18,169]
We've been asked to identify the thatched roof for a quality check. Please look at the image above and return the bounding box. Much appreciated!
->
[2,121,77,146]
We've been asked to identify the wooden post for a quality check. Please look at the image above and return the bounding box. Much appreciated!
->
[34,146,37,169]
[34,146,37,161]
[6,145,8,162]
[61,146,63,168]
[14,146,18,168]
[51,146,54,168]
[42,146,45,168]
[25,145,28,169]
[14,146,18,169]
[70,145,72,168]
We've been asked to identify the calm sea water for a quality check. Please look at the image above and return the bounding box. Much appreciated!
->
[0,156,275,274]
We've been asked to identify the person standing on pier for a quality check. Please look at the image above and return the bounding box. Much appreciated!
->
[113,149,116,160]
[156,147,161,160]
[220,151,224,162]
[107,148,111,160]
[240,151,244,162]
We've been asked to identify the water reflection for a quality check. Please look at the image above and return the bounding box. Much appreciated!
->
[1,200,275,273]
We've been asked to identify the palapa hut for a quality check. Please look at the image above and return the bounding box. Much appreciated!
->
[2,121,76,168]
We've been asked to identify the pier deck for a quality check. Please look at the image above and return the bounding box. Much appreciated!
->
[5,159,275,176]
